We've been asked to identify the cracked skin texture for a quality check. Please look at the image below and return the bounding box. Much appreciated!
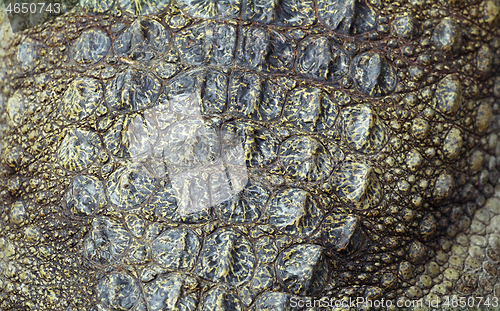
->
[0,0,500,310]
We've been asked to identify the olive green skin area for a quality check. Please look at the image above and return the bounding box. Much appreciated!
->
[0,0,500,310]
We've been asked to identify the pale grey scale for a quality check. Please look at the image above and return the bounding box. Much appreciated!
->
[113,17,171,61]
[283,87,339,132]
[116,0,171,15]
[175,21,236,67]
[151,228,201,270]
[316,0,377,34]
[195,228,256,286]
[97,272,142,311]
[84,216,132,264]
[71,28,111,66]
[64,175,107,217]
[213,182,268,224]
[201,285,244,311]
[58,128,102,172]
[267,188,323,238]
[276,244,330,295]
[148,184,213,223]
[278,136,335,182]
[106,162,157,210]
[60,77,103,122]
[16,38,38,73]
[222,120,279,168]
[143,273,196,311]
[249,292,291,311]
[102,113,159,158]
[104,68,162,112]
[350,51,397,97]
[235,26,295,74]
[242,0,277,24]
[164,68,228,116]
[80,0,115,14]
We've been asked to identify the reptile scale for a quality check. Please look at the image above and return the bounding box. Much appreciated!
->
[0,0,500,310]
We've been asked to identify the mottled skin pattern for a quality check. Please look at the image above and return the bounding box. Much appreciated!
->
[0,0,499,310]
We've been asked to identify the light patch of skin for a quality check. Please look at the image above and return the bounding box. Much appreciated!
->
[0,3,14,52]
[0,2,15,170]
